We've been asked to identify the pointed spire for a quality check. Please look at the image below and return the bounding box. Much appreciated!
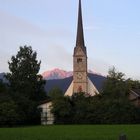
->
[76,0,85,47]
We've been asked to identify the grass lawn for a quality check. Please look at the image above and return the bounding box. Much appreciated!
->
[0,125,139,140]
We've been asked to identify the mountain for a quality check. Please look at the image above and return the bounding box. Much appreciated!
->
[42,69,106,94]
[0,69,106,94]
[0,73,5,81]
[0,73,8,83]
[42,68,104,80]
[42,68,72,80]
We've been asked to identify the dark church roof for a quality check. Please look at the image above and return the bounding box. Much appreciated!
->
[131,89,140,96]
[74,0,87,56]
[44,73,106,94]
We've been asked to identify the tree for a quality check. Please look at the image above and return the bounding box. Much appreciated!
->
[52,96,73,124]
[49,87,73,124]
[0,80,5,93]
[0,101,19,126]
[6,46,46,101]
[72,93,91,124]
[6,46,46,124]
[102,67,129,98]
[126,79,140,90]
[48,87,63,100]
[100,67,140,124]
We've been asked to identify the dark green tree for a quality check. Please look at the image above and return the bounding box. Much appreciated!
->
[0,100,19,126]
[48,87,63,100]
[100,67,140,124]
[49,87,73,124]
[6,46,46,124]
[0,80,7,99]
[0,80,11,105]
[0,80,5,93]
[102,67,129,98]
[72,93,91,124]
[126,79,140,90]
[6,46,46,101]
[52,96,73,124]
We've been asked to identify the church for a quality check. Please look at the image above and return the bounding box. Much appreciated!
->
[65,0,99,96]
[39,0,99,125]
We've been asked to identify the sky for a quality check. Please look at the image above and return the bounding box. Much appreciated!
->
[0,0,140,80]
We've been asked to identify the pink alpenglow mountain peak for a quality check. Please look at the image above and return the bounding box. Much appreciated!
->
[42,68,103,80]
[42,68,72,80]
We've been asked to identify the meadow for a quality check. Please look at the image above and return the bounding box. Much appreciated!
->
[0,125,139,140]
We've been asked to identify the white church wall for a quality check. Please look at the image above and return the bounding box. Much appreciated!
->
[38,102,54,125]
[87,78,99,96]
[64,81,73,96]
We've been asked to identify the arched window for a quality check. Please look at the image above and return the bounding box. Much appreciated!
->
[77,58,82,63]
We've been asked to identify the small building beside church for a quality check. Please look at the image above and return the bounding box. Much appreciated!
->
[129,89,140,107]
[38,100,54,125]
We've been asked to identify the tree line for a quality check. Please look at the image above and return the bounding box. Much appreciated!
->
[50,68,140,124]
[0,46,140,126]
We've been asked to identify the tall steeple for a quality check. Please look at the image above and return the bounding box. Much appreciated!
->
[76,0,85,47]
[65,0,99,96]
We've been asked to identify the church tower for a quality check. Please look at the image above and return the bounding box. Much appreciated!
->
[73,0,88,93]
[65,0,99,96]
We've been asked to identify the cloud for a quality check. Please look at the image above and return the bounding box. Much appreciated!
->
[88,57,112,76]
[0,11,46,36]
[0,11,71,40]
[0,11,72,73]
[41,44,72,73]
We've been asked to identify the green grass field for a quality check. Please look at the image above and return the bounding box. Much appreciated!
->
[0,125,139,140]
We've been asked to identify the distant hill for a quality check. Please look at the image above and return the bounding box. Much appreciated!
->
[0,69,106,94]
[42,69,106,94]
[0,73,6,82]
